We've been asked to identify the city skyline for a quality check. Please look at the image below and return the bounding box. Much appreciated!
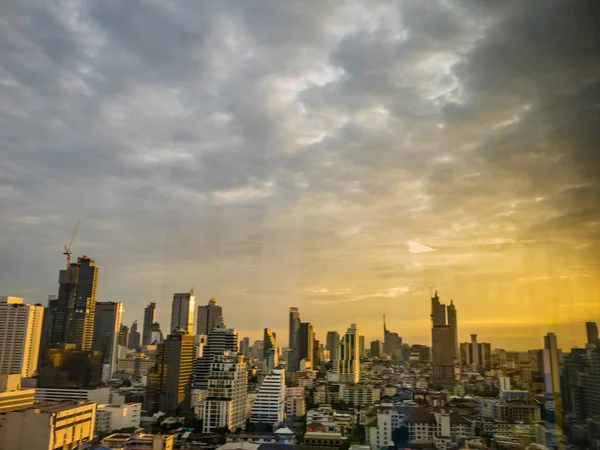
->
[1,0,599,351]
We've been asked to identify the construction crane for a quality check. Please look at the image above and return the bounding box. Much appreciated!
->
[63,221,81,268]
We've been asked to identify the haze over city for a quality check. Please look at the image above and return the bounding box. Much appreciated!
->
[2,0,599,350]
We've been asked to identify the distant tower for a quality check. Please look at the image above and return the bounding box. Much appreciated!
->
[263,328,278,371]
[288,307,301,372]
[129,320,141,350]
[196,298,223,335]
[298,323,314,364]
[142,303,156,346]
[586,322,599,345]
[338,324,360,384]
[326,331,340,361]
[447,300,458,360]
[543,332,562,435]
[171,291,195,334]
[93,301,123,380]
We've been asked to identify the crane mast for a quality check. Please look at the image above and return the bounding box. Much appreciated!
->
[63,221,81,268]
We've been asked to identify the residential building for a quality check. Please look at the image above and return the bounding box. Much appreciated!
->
[170,291,195,334]
[93,301,123,380]
[142,303,156,346]
[146,331,195,413]
[0,296,44,378]
[250,369,286,426]
[0,375,35,413]
[0,401,96,450]
[288,307,301,372]
[303,431,344,448]
[102,433,174,450]
[202,352,248,433]
[326,331,340,361]
[286,387,306,418]
[337,324,360,384]
[197,298,223,335]
[370,340,382,358]
[117,354,155,377]
[339,384,380,407]
[95,403,141,434]
[34,386,112,403]
[193,326,238,390]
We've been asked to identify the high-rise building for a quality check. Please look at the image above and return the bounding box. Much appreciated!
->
[193,326,239,390]
[203,352,248,433]
[196,298,223,335]
[313,339,321,367]
[171,291,195,334]
[146,330,195,413]
[447,300,459,360]
[241,337,251,357]
[150,322,163,345]
[459,334,492,371]
[326,331,340,361]
[41,256,99,353]
[359,336,365,358]
[250,369,285,426]
[338,324,360,384]
[0,297,44,378]
[92,302,123,380]
[263,328,278,372]
[288,307,301,372]
[543,332,562,433]
[431,291,447,326]
[298,322,314,366]
[129,321,141,350]
[370,340,382,358]
[432,325,455,386]
[142,303,156,346]
[118,324,129,348]
[383,316,402,360]
[586,322,599,345]
[37,344,104,389]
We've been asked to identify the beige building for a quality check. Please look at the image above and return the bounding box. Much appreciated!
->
[95,403,142,434]
[0,401,96,450]
[0,375,35,413]
[102,432,174,450]
[0,296,44,377]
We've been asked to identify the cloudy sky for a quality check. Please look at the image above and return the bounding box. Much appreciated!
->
[1,0,599,350]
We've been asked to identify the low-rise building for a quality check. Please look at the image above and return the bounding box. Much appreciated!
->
[0,401,96,450]
[102,432,174,450]
[302,431,345,448]
[339,384,380,407]
[34,386,113,403]
[95,403,141,434]
[0,375,35,414]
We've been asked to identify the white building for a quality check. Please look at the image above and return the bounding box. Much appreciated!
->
[250,369,285,426]
[0,296,44,378]
[337,324,360,384]
[339,384,380,407]
[34,387,113,404]
[95,403,141,434]
[202,352,248,433]
[366,402,471,450]
[0,401,96,450]
[285,387,306,418]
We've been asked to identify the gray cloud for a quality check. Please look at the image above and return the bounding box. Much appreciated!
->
[1,0,598,348]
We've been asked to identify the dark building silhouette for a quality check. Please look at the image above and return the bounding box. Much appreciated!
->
[196,298,223,335]
[143,303,156,346]
[129,320,141,350]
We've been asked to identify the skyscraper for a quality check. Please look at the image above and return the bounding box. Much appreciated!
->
[459,334,492,371]
[129,321,141,350]
[93,302,123,380]
[298,322,314,365]
[0,296,44,378]
[543,332,562,434]
[146,330,195,413]
[359,335,365,358]
[171,291,195,334]
[326,331,340,361]
[383,316,402,360]
[143,303,156,346]
[585,322,599,345]
[241,337,251,357]
[42,256,99,352]
[263,328,278,372]
[370,340,382,358]
[432,325,455,386]
[338,324,360,384]
[118,324,130,348]
[431,291,447,326]
[196,298,223,335]
[202,352,248,433]
[447,300,459,360]
[288,307,301,372]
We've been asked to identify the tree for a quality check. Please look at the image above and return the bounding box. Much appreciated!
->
[392,426,409,448]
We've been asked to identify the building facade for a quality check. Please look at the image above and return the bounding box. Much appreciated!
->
[95,403,141,434]
[170,291,195,334]
[196,298,223,335]
[142,303,156,346]
[250,369,285,426]
[93,301,123,380]
[337,324,360,384]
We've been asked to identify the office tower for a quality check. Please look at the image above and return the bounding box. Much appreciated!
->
[142,303,156,346]
[0,401,96,450]
[41,256,99,352]
[288,307,301,372]
[263,328,278,372]
[150,322,163,344]
[338,324,360,384]
[241,337,251,356]
[203,352,248,433]
[459,334,492,371]
[196,298,223,335]
[193,326,239,390]
[171,291,195,334]
[432,325,455,386]
[383,316,402,360]
[0,296,44,377]
[359,335,365,358]
[370,340,382,358]
[543,332,562,432]
[313,339,321,367]
[250,369,285,426]
[447,300,459,360]
[118,324,130,348]
[146,330,195,413]
[92,301,123,380]
[298,322,314,365]
[326,331,340,361]
[586,322,599,345]
[431,291,446,326]
[129,320,141,350]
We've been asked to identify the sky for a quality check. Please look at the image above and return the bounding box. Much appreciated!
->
[1,0,599,351]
